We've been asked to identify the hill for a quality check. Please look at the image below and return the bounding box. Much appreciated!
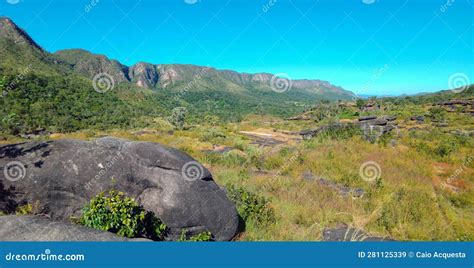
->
[0,17,357,134]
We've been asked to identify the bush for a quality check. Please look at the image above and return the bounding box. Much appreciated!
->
[167,107,187,130]
[79,190,167,240]
[179,230,213,241]
[226,184,276,226]
[15,201,40,215]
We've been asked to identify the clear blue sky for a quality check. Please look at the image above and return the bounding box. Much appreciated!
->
[1,0,473,95]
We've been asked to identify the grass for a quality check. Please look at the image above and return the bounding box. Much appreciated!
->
[1,101,473,241]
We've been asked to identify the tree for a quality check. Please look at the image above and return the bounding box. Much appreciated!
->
[356,99,365,110]
[168,107,188,130]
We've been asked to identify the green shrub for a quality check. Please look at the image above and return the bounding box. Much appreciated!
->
[226,184,276,226]
[376,187,442,238]
[435,136,459,157]
[15,201,40,215]
[167,107,187,130]
[319,124,361,141]
[199,127,226,143]
[79,190,167,240]
[179,230,213,242]
[221,150,248,167]
[15,204,33,215]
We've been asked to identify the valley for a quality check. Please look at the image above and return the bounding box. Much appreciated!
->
[0,16,473,242]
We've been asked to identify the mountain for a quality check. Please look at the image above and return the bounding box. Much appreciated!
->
[53,48,355,101]
[0,17,354,100]
[0,16,356,135]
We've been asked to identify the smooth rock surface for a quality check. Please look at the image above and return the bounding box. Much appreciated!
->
[0,215,138,241]
[0,137,240,241]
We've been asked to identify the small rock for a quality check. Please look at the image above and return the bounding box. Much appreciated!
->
[302,170,315,181]
[358,116,377,121]
[382,115,397,121]
[410,115,425,122]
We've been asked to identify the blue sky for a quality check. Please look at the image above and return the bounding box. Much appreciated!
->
[1,0,473,95]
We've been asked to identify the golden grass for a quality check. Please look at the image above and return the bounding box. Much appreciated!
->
[1,112,472,241]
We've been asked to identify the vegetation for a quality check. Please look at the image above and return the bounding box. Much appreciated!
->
[1,19,473,241]
[79,190,167,240]
[179,230,213,242]
[226,184,276,227]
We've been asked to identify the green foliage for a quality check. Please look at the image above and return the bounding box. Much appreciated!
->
[79,190,167,240]
[356,99,365,109]
[377,188,439,232]
[204,115,220,126]
[408,132,461,158]
[226,184,276,226]
[179,230,213,242]
[15,203,33,215]
[319,124,362,141]
[167,107,187,130]
[199,127,226,143]
[447,190,474,208]
[0,73,149,135]
[428,107,447,121]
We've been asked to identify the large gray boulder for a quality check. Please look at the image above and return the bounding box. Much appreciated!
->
[0,137,239,241]
[0,215,141,241]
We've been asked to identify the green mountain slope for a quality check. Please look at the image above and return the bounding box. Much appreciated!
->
[0,16,356,135]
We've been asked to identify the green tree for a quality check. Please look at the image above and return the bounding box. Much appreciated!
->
[168,107,188,130]
[356,99,365,110]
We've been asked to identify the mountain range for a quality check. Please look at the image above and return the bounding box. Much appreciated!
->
[0,17,355,101]
[0,17,363,135]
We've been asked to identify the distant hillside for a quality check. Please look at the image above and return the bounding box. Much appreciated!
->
[0,16,355,134]
[54,48,355,101]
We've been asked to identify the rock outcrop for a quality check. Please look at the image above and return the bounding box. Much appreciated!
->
[299,115,398,140]
[0,215,142,241]
[0,137,240,241]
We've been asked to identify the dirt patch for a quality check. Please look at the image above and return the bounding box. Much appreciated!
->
[239,129,301,147]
